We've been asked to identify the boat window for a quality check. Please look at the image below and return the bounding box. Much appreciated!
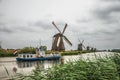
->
[27,55,29,58]
[23,55,25,58]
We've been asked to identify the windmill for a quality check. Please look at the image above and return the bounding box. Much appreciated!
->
[77,39,85,51]
[86,46,90,51]
[51,21,72,51]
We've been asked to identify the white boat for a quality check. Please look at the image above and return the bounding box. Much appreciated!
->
[16,47,61,61]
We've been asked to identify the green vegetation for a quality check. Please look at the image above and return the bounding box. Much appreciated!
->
[60,50,94,55]
[0,47,36,57]
[19,47,36,54]
[0,46,47,57]
[0,49,17,57]
[45,50,95,56]
[112,49,120,53]
[1,46,119,57]
[14,53,120,80]
[0,48,97,57]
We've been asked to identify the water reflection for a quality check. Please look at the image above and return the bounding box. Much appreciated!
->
[17,61,36,68]
[16,60,60,69]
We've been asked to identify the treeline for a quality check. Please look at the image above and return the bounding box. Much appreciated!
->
[0,46,97,57]
[0,49,16,57]
[0,47,37,57]
[0,46,47,57]
[111,49,120,53]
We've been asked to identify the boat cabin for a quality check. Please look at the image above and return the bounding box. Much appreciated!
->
[18,54,36,58]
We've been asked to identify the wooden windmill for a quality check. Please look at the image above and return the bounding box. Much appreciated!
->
[51,21,72,51]
[78,40,85,51]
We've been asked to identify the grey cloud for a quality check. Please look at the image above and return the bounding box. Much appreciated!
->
[32,20,68,32]
[99,30,116,35]
[83,27,120,37]
[0,13,4,17]
[32,21,52,30]
[101,0,120,2]
[0,22,37,33]
[15,25,37,33]
[76,18,92,23]
[0,22,13,33]
[93,1,120,23]
[0,26,13,33]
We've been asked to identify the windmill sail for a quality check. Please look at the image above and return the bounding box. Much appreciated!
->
[62,24,67,34]
[81,40,84,44]
[52,21,61,33]
[57,37,61,47]
[63,36,72,46]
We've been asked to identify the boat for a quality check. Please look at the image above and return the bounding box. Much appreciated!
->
[16,55,61,61]
[16,47,61,61]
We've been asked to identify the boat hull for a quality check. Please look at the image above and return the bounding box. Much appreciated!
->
[16,56,61,61]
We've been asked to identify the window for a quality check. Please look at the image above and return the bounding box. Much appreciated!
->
[27,55,29,58]
[23,55,25,58]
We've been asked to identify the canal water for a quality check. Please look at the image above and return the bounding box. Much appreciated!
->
[0,52,113,80]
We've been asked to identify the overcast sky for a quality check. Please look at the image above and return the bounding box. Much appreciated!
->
[0,0,120,50]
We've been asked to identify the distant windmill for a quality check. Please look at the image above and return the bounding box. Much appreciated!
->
[86,42,91,51]
[86,46,90,51]
[78,39,85,51]
[51,21,72,51]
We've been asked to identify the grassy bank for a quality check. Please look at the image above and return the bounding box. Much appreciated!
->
[0,49,17,57]
[60,50,93,55]
[46,50,94,56]
[0,46,96,57]
[14,53,120,80]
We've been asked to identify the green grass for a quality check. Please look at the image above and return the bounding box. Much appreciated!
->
[59,50,94,56]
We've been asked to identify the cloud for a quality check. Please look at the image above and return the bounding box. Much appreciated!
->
[101,0,120,1]
[16,26,37,33]
[32,21,52,30]
[0,22,38,33]
[0,13,3,16]
[31,20,68,32]
[0,22,14,33]
[83,27,120,36]
[0,13,4,18]
[76,18,92,23]
[93,0,120,23]
[98,29,120,35]
[0,26,13,33]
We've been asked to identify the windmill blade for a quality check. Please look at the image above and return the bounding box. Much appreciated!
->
[57,37,61,47]
[81,40,84,44]
[63,36,72,46]
[52,21,61,33]
[82,44,86,49]
[78,39,81,43]
[62,23,67,34]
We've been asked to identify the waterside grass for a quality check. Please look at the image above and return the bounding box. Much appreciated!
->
[14,53,120,80]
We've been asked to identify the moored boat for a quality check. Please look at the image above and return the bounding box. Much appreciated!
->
[16,55,61,61]
[16,47,61,61]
